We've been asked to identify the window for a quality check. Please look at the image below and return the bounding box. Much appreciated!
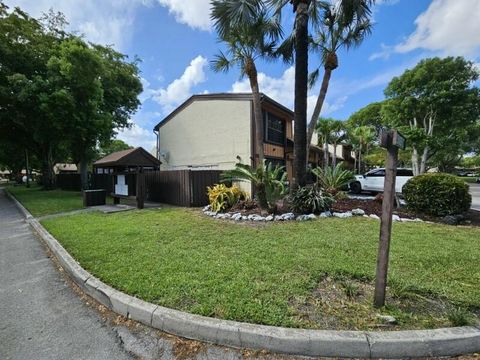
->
[397,169,413,176]
[264,112,285,145]
[367,169,385,177]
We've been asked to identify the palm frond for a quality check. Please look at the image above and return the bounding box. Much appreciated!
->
[308,68,321,89]
[211,51,233,73]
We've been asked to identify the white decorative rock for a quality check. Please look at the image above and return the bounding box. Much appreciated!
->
[265,215,274,221]
[319,211,332,218]
[414,218,423,222]
[369,214,380,220]
[392,214,400,222]
[242,216,248,221]
[203,205,211,212]
[307,213,316,220]
[400,217,413,222]
[333,212,353,218]
[232,213,242,221]
[282,213,295,221]
[352,208,365,216]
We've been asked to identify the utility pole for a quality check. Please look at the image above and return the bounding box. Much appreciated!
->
[374,129,405,307]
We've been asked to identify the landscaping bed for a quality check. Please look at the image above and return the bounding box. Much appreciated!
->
[41,208,480,331]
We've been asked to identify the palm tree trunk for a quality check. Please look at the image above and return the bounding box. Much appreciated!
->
[247,62,265,167]
[324,140,329,169]
[306,68,332,162]
[292,0,310,189]
[333,142,337,167]
[358,144,362,174]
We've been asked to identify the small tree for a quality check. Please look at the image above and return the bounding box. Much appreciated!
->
[221,161,287,213]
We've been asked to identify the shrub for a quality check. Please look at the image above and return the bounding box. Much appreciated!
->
[311,163,354,196]
[402,173,471,216]
[221,160,287,213]
[290,185,334,214]
[207,184,246,212]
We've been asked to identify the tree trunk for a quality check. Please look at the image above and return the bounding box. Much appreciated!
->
[323,140,329,169]
[420,146,429,174]
[411,147,419,176]
[79,159,89,190]
[41,146,55,190]
[306,68,333,162]
[247,60,265,167]
[292,0,310,189]
[358,145,362,174]
[353,152,357,174]
[333,142,337,167]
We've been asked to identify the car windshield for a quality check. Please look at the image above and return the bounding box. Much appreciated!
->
[364,169,383,176]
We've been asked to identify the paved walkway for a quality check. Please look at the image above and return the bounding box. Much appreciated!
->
[0,189,133,360]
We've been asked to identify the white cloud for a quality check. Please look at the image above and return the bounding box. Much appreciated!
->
[393,0,480,57]
[3,0,149,50]
[152,55,208,114]
[231,67,347,121]
[117,123,156,151]
[156,0,212,31]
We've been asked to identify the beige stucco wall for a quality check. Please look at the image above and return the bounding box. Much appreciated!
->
[158,99,252,194]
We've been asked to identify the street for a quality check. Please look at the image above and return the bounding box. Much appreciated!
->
[470,183,480,211]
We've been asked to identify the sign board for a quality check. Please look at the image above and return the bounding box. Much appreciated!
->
[392,131,406,150]
[114,175,128,196]
[380,129,406,150]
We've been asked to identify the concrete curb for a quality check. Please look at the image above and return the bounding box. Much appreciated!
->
[6,189,480,358]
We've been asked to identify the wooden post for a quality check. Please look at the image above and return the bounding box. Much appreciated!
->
[374,130,399,307]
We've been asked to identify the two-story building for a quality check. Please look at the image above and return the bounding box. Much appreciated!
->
[153,92,353,192]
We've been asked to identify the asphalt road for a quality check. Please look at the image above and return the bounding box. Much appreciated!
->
[470,183,480,211]
[0,190,133,360]
[0,189,309,360]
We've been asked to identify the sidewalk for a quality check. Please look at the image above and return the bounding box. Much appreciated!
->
[0,189,133,360]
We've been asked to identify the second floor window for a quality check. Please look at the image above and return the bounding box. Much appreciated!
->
[264,112,285,145]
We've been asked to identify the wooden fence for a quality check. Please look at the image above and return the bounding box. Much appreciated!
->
[144,170,222,207]
[57,170,221,207]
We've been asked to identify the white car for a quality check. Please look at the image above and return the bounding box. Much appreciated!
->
[349,168,414,194]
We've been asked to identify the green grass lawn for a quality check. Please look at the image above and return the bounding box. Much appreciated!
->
[41,208,480,329]
[458,176,479,184]
[7,184,84,217]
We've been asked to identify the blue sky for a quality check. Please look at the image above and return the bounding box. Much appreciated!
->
[5,0,480,151]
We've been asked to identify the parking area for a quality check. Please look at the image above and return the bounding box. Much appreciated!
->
[470,183,480,211]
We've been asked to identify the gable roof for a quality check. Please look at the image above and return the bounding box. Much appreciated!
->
[94,147,161,167]
[153,93,294,131]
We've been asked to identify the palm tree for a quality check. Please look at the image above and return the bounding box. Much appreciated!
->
[329,119,346,167]
[268,0,320,188]
[221,160,287,213]
[306,0,373,157]
[348,125,375,173]
[211,1,282,165]
[316,117,334,169]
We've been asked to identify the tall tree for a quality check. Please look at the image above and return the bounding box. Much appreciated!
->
[306,0,373,159]
[211,0,282,165]
[269,0,318,188]
[0,4,67,188]
[383,57,480,175]
[0,4,142,189]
